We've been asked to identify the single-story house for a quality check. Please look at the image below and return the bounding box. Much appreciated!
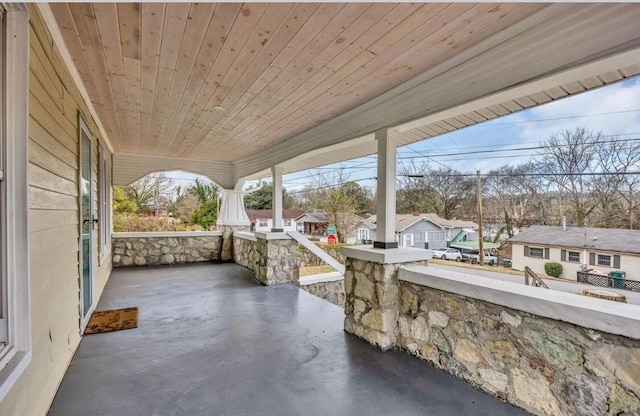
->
[295,212,368,244]
[363,213,479,249]
[509,225,640,281]
[246,209,305,233]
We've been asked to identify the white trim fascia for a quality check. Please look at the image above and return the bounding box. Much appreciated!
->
[35,3,114,154]
[299,272,344,285]
[254,232,292,241]
[78,115,94,334]
[98,249,111,267]
[0,3,32,401]
[233,231,257,242]
[342,246,431,264]
[399,265,640,340]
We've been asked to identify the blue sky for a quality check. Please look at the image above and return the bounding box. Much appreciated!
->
[166,77,640,192]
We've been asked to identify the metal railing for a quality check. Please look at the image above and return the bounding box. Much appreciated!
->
[577,271,640,292]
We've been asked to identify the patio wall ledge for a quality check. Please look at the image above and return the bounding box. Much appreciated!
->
[299,272,345,307]
[112,232,222,266]
[233,231,298,286]
[394,264,640,416]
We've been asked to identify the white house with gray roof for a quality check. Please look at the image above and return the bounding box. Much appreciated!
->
[510,225,640,281]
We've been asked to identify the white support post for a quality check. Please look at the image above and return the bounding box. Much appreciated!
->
[374,129,398,249]
[271,166,284,232]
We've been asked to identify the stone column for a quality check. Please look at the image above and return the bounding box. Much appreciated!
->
[342,246,431,350]
[216,189,250,261]
[254,232,299,285]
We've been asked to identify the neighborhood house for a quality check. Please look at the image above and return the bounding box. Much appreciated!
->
[246,209,305,233]
[361,213,479,249]
[510,225,640,281]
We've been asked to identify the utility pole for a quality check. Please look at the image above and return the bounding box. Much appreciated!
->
[477,170,484,266]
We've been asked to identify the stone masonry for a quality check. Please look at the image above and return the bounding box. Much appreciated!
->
[233,234,258,272]
[343,257,426,350]
[112,233,222,267]
[219,225,249,261]
[255,236,299,286]
[396,282,640,416]
[233,233,299,286]
[300,279,345,307]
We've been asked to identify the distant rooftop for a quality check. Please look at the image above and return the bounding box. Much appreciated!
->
[246,209,306,221]
[509,225,640,255]
[365,213,478,232]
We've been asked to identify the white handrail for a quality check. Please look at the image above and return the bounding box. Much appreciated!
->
[287,231,345,274]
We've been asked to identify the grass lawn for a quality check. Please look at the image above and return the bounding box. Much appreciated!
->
[428,258,525,276]
[299,265,336,277]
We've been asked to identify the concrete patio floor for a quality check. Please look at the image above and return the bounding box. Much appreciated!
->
[49,263,527,416]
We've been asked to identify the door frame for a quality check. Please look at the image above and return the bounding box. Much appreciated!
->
[78,115,95,332]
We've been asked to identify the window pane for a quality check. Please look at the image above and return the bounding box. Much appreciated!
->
[529,248,544,258]
[568,251,580,262]
[597,255,611,267]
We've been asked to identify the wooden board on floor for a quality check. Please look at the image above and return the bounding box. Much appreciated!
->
[84,307,138,335]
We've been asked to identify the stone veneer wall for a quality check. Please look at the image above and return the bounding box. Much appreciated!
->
[233,234,258,272]
[255,237,299,286]
[299,279,345,307]
[343,252,640,416]
[112,232,222,267]
[343,257,427,350]
[233,233,299,286]
[397,282,640,416]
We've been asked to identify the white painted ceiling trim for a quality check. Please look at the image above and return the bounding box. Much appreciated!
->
[112,153,234,188]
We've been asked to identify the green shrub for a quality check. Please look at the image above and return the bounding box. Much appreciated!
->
[113,214,198,232]
[544,262,563,278]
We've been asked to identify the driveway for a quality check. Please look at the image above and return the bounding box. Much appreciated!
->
[428,263,640,305]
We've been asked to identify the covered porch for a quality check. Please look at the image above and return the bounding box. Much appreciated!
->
[48,263,523,416]
[3,3,640,416]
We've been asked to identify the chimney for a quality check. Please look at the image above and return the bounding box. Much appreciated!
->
[412,210,420,216]
[562,216,567,231]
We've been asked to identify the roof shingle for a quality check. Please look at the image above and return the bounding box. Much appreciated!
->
[509,225,640,255]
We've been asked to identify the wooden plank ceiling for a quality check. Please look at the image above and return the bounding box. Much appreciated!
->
[48,3,640,187]
[50,2,547,162]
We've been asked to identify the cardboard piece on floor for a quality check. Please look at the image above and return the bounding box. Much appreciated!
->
[84,307,138,335]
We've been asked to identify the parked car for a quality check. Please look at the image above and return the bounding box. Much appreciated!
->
[463,251,498,265]
[432,247,462,261]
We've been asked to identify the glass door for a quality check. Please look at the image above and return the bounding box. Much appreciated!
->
[80,125,94,325]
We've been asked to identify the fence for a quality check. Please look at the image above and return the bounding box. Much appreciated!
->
[577,271,640,292]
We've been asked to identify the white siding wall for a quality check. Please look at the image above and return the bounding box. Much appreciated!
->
[0,7,112,416]
[253,218,298,233]
[511,243,640,281]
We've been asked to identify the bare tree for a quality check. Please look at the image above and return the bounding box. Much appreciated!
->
[124,173,174,214]
[610,138,640,228]
[397,161,474,219]
[484,162,543,229]
[536,128,619,226]
[306,169,372,243]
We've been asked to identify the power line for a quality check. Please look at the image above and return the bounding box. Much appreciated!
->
[403,171,640,178]
[286,176,377,195]
[396,131,640,154]
[397,137,640,160]
[477,109,640,127]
